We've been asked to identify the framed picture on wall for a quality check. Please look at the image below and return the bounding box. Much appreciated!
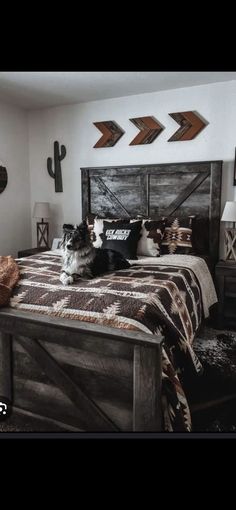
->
[51,238,62,249]
[234,148,236,186]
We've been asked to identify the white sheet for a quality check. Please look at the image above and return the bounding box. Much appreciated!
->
[47,250,217,319]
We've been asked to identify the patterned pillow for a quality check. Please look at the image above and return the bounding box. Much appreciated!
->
[101,220,142,259]
[161,216,196,255]
[137,218,166,257]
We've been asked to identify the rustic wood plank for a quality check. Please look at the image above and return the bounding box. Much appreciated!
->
[12,406,83,432]
[93,177,130,217]
[209,162,222,265]
[13,377,132,430]
[149,165,210,174]
[15,335,118,431]
[13,339,133,380]
[10,344,132,407]
[13,377,95,429]
[0,308,162,348]
[40,331,133,360]
[59,364,132,406]
[0,332,12,402]
[164,171,209,217]
[150,178,211,195]
[133,344,162,431]
[87,166,147,178]
[41,341,132,380]
[90,179,142,218]
[140,173,149,217]
[11,346,52,385]
[81,160,218,176]
[81,168,90,218]
[12,330,133,362]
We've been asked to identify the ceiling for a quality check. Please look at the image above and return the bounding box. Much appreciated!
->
[0,72,235,110]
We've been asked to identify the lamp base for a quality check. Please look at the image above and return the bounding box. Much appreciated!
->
[224,228,236,261]
[37,221,49,249]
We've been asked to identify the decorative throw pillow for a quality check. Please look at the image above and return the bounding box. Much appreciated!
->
[101,220,142,259]
[137,218,166,257]
[161,216,196,255]
[92,217,128,248]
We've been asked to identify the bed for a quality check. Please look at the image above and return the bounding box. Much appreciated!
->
[0,160,222,432]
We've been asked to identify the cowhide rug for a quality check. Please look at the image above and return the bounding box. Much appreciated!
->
[190,326,236,432]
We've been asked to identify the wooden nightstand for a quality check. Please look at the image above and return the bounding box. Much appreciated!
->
[17,247,49,258]
[215,260,236,330]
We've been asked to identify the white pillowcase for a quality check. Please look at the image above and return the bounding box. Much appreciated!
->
[137,220,155,256]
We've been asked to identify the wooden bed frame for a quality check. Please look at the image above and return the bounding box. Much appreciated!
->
[0,160,222,432]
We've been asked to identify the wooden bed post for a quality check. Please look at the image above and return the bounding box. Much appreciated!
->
[0,332,13,403]
[133,343,162,431]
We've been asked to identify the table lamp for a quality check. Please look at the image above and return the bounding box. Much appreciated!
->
[33,202,50,248]
[221,201,236,261]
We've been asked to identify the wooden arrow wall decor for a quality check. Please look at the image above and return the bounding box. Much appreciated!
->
[168,111,208,141]
[129,116,164,145]
[93,121,125,148]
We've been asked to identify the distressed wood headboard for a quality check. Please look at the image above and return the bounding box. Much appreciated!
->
[81,160,222,265]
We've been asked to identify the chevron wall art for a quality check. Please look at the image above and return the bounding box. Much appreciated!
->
[93,121,125,148]
[129,116,164,145]
[93,112,208,147]
[168,111,208,141]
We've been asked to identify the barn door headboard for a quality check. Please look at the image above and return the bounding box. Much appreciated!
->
[81,160,222,265]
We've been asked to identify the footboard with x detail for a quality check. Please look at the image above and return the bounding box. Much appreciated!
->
[0,309,163,431]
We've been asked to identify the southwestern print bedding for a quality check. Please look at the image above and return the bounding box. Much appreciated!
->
[10,251,217,432]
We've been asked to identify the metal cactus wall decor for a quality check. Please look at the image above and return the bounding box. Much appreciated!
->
[0,165,8,194]
[47,141,66,192]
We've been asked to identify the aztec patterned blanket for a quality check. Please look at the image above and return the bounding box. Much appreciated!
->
[9,252,217,432]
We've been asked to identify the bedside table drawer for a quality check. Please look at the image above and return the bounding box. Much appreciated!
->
[225,276,236,297]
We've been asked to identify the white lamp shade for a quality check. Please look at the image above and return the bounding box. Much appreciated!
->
[33,202,50,219]
[221,201,236,222]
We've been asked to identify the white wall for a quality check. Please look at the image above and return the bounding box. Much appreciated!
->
[0,103,30,257]
[28,80,236,253]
